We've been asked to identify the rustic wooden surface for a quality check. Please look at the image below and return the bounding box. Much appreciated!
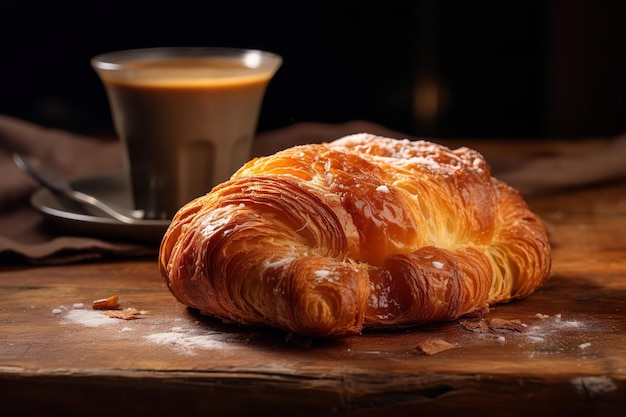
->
[1,152,626,416]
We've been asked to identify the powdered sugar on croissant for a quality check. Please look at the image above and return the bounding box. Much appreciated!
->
[159,134,552,338]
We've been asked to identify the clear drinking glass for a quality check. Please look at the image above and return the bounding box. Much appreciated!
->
[92,47,282,220]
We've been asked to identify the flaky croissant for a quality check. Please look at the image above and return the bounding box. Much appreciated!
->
[159,134,552,338]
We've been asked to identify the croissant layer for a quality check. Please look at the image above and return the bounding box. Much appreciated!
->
[159,134,552,338]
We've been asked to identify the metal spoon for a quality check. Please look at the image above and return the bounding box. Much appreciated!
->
[13,153,144,224]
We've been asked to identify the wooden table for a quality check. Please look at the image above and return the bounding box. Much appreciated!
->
[2,143,626,416]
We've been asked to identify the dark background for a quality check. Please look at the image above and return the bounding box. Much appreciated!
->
[1,0,625,140]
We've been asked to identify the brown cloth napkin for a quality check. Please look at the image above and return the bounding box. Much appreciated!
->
[0,116,411,265]
[496,135,626,196]
[2,114,625,265]
[0,115,152,264]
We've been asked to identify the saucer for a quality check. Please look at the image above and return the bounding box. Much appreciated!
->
[31,172,171,245]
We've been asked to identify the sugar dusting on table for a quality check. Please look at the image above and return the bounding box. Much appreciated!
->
[52,302,235,355]
[458,312,598,355]
[51,298,600,357]
[525,313,588,343]
[54,304,120,327]
[145,327,231,355]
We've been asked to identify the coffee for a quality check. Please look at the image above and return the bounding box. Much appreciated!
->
[93,50,281,219]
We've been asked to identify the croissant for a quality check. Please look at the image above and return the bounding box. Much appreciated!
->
[159,133,552,338]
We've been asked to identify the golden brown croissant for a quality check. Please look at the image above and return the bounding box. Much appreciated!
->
[159,134,552,338]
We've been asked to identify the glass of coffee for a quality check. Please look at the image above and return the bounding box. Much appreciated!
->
[92,47,282,220]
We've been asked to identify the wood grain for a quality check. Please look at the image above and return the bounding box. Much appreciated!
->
[1,174,625,416]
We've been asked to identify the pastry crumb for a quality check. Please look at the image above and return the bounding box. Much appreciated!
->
[488,318,525,333]
[459,319,490,333]
[106,307,147,320]
[92,295,120,310]
[460,317,526,334]
[415,338,456,355]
